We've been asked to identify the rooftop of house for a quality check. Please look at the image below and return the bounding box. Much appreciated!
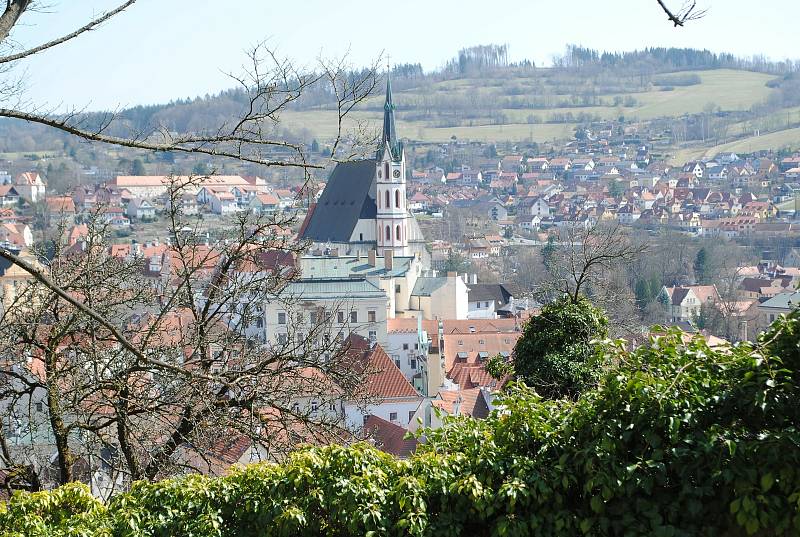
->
[364,415,417,458]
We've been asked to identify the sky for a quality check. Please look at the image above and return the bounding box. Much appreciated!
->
[8,0,800,111]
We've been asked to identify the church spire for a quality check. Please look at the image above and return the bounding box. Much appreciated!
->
[379,74,401,160]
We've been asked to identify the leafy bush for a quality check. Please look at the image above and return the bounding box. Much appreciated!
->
[2,313,800,536]
[513,294,609,399]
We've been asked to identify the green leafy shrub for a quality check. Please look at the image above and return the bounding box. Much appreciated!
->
[513,294,609,399]
[2,313,800,536]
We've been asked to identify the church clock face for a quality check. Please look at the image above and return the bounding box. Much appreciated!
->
[393,169,401,178]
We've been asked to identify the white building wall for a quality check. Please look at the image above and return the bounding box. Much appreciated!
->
[344,399,421,429]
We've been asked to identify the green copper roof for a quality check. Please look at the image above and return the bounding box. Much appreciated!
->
[378,76,402,161]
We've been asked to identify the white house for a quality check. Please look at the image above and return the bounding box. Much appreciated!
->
[14,172,46,203]
[126,198,156,220]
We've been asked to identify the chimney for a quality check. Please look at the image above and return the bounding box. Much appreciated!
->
[368,249,376,267]
[384,249,393,271]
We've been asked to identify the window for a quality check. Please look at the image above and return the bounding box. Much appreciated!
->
[396,225,401,241]
[458,339,464,346]
[402,343,409,350]
[414,343,418,350]
[359,233,363,241]
[395,359,401,368]
[385,162,390,180]
[395,189,400,208]
[310,311,317,325]
[277,312,286,324]
[363,415,369,425]
[368,310,376,323]
[256,317,264,329]
[395,284,401,294]
[385,225,391,240]
[311,401,318,413]
[337,311,345,324]
[410,359,417,369]
[35,402,43,412]
[409,410,416,422]
[368,330,377,342]
[292,402,300,413]
[385,190,390,209]
[389,412,398,422]
[350,311,358,323]
[479,339,485,345]
[277,333,288,344]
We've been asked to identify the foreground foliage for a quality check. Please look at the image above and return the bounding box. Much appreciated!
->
[2,312,800,536]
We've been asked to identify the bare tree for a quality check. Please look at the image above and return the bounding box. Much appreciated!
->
[0,3,383,495]
[537,222,646,334]
[0,184,378,494]
[0,2,379,171]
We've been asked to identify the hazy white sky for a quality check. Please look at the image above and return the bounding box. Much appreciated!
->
[8,0,800,110]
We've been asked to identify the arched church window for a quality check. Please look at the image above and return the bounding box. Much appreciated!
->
[385,225,391,240]
[385,190,390,209]
[395,189,400,208]
[396,225,401,241]
[384,162,390,180]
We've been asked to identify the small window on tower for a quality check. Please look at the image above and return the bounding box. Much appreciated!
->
[385,162,390,180]
[385,190,390,208]
[396,225,401,241]
[385,226,391,240]
[395,189,400,208]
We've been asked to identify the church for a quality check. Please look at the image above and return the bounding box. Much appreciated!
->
[298,78,428,263]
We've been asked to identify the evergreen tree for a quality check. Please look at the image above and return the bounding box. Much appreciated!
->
[131,158,146,176]
[694,247,708,284]
[541,235,557,272]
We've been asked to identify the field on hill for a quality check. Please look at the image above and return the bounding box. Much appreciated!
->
[282,69,778,144]
[670,126,800,163]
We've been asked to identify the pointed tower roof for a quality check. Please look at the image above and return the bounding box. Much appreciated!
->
[379,75,402,161]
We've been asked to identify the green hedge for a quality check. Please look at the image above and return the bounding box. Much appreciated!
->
[2,312,800,537]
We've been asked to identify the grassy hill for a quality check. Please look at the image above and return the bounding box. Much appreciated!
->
[671,126,800,163]
[282,69,779,144]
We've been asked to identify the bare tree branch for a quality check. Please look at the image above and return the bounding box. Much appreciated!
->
[0,0,137,64]
[655,0,708,27]
[0,0,31,43]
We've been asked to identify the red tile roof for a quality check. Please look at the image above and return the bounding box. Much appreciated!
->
[364,415,417,458]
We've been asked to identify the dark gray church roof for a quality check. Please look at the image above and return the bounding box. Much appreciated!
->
[300,159,376,243]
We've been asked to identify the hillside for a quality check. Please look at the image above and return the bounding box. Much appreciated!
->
[281,69,779,144]
[1,46,799,158]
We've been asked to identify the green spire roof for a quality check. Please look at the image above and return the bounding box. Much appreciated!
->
[379,75,402,161]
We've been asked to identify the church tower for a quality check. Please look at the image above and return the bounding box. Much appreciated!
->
[375,75,409,257]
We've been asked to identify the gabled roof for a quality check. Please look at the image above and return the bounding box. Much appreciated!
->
[359,344,419,399]
[467,283,513,306]
[364,415,417,458]
[299,160,376,243]
[433,388,490,419]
